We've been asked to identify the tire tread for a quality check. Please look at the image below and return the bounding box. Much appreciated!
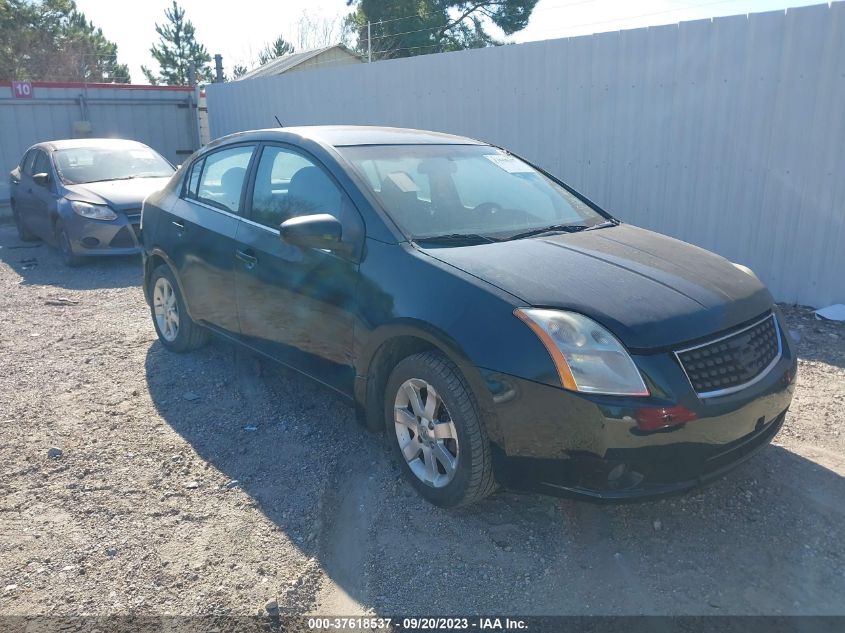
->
[388,350,497,507]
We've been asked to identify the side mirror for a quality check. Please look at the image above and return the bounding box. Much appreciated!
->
[33,172,50,187]
[280,213,342,250]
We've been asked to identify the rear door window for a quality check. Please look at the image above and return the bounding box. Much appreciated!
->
[195,146,255,214]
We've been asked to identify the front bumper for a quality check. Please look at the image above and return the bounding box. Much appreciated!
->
[478,321,798,500]
[64,210,142,256]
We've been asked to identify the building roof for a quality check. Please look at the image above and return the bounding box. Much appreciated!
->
[211,125,486,148]
[236,45,363,81]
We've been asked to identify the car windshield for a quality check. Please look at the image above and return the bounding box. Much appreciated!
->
[53,146,174,185]
[339,144,607,242]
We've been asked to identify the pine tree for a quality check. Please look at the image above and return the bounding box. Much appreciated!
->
[231,64,248,79]
[141,1,212,85]
[0,0,130,82]
[257,36,295,66]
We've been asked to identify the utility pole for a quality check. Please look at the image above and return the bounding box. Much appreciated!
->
[367,21,372,63]
[214,54,224,82]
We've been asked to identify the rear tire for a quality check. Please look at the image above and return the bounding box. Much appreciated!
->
[12,203,38,242]
[384,351,497,507]
[56,223,83,267]
[148,264,208,352]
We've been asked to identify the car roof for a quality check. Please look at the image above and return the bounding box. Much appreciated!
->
[210,125,486,149]
[34,138,152,152]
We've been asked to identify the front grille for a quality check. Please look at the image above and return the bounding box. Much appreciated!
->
[109,225,140,248]
[676,313,781,397]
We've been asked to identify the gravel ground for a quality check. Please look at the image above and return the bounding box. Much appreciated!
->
[0,224,843,617]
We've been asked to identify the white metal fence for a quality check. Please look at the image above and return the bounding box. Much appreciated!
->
[207,3,844,307]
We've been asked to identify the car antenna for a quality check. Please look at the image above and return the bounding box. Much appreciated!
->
[274,115,283,128]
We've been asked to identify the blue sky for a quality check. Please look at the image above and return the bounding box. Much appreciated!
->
[74,0,836,83]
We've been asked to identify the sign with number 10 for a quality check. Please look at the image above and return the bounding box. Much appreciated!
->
[11,81,33,99]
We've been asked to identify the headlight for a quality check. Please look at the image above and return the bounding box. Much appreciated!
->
[515,308,649,396]
[71,201,117,221]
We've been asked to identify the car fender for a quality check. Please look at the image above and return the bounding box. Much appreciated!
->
[354,318,505,444]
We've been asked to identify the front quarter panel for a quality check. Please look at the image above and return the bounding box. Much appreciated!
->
[354,240,563,434]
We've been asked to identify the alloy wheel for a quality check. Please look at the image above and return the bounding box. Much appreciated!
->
[394,378,459,488]
[153,277,180,342]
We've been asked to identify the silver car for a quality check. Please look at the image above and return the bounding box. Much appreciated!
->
[9,138,174,266]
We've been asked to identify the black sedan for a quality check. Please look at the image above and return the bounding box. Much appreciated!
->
[141,126,797,507]
[10,138,174,266]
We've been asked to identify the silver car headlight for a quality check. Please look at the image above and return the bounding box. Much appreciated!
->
[515,308,649,396]
[71,201,117,221]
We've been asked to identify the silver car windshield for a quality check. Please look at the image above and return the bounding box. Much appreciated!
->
[339,144,605,241]
[53,146,174,185]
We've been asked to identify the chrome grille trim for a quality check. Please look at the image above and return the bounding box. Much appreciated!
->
[674,313,782,399]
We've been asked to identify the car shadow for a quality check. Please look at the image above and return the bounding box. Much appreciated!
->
[0,225,141,289]
[145,337,845,616]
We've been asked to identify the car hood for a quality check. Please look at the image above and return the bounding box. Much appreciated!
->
[420,224,773,350]
[64,177,171,212]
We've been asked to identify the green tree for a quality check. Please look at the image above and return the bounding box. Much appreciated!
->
[345,0,538,59]
[0,0,130,82]
[257,35,295,66]
[141,1,212,85]
[231,64,248,79]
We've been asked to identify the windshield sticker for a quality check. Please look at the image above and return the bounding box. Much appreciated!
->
[386,171,420,193]
[483,153,534,173]
[129,149,155,160]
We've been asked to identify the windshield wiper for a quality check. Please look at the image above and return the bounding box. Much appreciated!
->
[583,219,620,231]
[82,176,138,183]
[507,219,620,241]
[506,223,589,241]
[415,233,500,246]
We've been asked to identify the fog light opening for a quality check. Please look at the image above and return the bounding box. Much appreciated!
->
[81,237,100,248]
[607,463,645,490]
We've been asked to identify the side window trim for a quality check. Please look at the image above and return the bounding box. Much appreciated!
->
[182,156,205,200]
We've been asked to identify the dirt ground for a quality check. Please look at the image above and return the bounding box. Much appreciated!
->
[0,224,843,617]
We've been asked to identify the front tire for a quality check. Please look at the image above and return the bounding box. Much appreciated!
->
[384,351,497,507]
[148,264,208,352]
[56,223,83,267]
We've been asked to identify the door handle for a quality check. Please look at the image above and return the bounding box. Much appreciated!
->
[172,220,185,230]
[235,249,258,269]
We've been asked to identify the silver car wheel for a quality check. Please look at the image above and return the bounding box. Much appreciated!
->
[394,378,459,488]
[153,277,180,342]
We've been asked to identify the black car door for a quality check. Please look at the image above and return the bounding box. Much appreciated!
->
[162,144,256,335]
[234,143,364,395]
